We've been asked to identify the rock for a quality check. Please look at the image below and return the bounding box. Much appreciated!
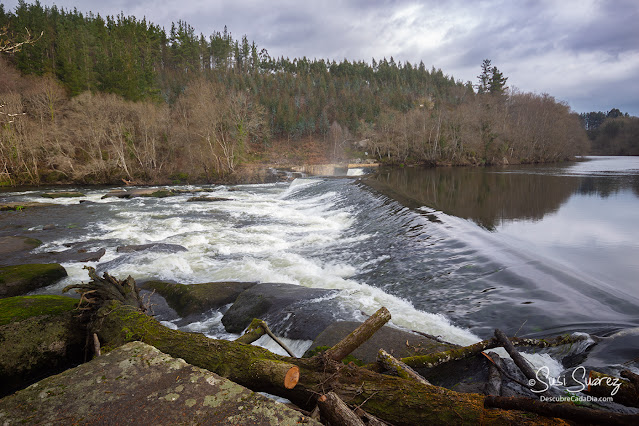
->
[141,281,257,318]
[304,321,457,364]
[101,188,178,199]
[221,283,344,340]
[0,236,42,256]
[0,295,83,397]
[25,248,107,264]
[186,196,232,202]
[0,202,55,211]
[0,341,319,425]
[41,192,85,199]
[0,264,68,298]
[116,243,188,254]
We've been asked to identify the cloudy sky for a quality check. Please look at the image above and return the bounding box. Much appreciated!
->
[3,0,638,116]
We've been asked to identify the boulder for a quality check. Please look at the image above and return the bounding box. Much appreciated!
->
[0,202,55,211]
[116,243,188,254]
[141,281,257,318]
[221,283,347,340]
[0,236,42,256]
[21,248,106,265]
[101,188,178,199]
[41,192,85,199]
[304,321,457,364]
[186,196,232,202]
[0,341,318,425]
[0,295,83,397]
[0,264,68,298]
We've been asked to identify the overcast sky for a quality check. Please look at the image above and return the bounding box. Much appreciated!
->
[3,0,638,116]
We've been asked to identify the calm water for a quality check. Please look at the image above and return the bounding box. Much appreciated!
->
[1,156,638,368]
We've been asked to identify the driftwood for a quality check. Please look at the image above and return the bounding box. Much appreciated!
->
[494,329,546,393]
[235,318,267,344]
[399,333,590,370]
[64,267,146,313]
[92,333,101,357]
[235,318,296,357]
[377,349,430,385]
[585,370,639,408]
[485,396,639,426]
[67,271,628,425]
[317,392,365,426]
[324,307,390,362]
[483,352,502,396]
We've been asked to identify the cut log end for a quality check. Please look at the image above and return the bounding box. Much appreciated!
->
[285,366,300,389]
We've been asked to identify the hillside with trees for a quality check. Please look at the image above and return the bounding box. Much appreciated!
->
[580,109,639,155]
[1,1,589,186]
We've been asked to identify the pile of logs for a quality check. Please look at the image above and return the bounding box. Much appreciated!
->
[66,268,639,425]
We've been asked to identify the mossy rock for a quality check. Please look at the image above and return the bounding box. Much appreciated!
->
[141,281,257,317]
[0,236,42,255]
[41,192,85,199]
[0,295,84,397]
[0,295,78,326]
[0,203,55,212]
[0,263,68,298]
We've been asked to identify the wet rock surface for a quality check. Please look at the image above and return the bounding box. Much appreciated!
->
[0,295,83,397]
[0,264,68,298]
[116,243,188,254]
[0,341,319,425]
[141,280,257,318]
[0,236,42,257]
[222,283,348,340]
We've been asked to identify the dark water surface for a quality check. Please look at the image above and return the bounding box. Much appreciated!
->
[367,156,639,342]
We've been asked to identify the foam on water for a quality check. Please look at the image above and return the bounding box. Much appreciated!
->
[11,177,481,346]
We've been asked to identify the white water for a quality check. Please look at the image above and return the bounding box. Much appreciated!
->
[16,178,479,346]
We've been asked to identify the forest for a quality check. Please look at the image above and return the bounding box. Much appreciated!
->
[580,109,639,155]
[1,1,591,185]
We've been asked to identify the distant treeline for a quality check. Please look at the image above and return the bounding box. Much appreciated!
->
[579,109,639,156]
[1,1,589,185]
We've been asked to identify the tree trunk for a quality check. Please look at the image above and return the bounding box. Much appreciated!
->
[317,392,365,426]
[92,301,566,425]
[324,307,390,362]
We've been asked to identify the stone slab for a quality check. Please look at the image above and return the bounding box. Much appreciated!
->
[0,341,319,425]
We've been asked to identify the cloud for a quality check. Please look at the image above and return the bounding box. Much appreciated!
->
[3,0,638,115]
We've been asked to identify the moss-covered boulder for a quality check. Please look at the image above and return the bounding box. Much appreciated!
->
[0,236,42,255]
[141,281,257,318]
[41,192,85,199]
[0,295,83,397]
[0,203,55,211]
[0,264,68,298]
[0,341,319,425]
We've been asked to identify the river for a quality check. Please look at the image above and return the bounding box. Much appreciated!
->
[1,156,638,369]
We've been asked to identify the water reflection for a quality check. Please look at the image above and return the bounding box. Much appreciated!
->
[368,158,639,229]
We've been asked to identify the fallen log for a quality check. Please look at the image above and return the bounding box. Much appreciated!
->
[483,352,502,396]
[585,370,639,408]
[398,333,590,371]
[324,307,390,362]
[494,329,546,393]
[485,395,639,426]
[93,301,565,425]
[66,271,583,425]
[317,392,365,426]
[377,349,430,385]
[235,318,267,344]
